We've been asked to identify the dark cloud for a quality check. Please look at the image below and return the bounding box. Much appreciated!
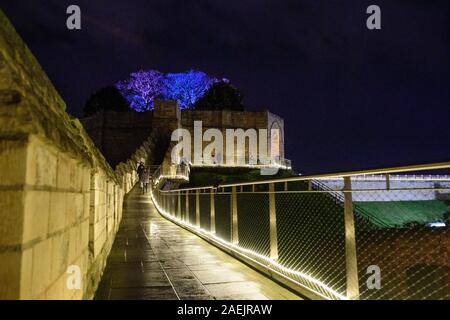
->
[1,0,449,173]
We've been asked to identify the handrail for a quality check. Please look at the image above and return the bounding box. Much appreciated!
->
[159,161,450,192]
[151,160,450,300]
[311,179,389,228]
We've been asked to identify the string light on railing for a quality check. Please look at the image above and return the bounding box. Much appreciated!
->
[150,189,347,301]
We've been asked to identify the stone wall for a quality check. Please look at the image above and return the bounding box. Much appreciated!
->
[180,109,268,129]
[80,100,287,169]
[81,111,153,168]
[0,9,287,300]
[0,10,153,300]
[179,109,286,164]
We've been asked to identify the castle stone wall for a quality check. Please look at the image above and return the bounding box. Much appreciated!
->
[81,111,153,168]
[0,10,145,300]
[80,101,287,168]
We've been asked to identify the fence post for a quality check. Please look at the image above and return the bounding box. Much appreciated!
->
[210,189,216,234]
[343,177,360,300]
[178,191,181,219]
[196,189,200,227]
[284,181,288,191]
[231,186,239,244]
[268,183,279,260]
[185,190,189,223]
[165,194,168,212]
[385,174,390,190]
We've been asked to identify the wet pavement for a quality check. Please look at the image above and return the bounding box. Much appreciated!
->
[95,187,301,300]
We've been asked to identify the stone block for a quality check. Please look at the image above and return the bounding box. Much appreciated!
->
[82,193,90,219]
[65,254,87,300]
[93,216,106,241]
[78,249,88,279]
[90,202,105,224]
[23,190,50,243]
[56,155,70,190]
[107,215,114,234]
[74,193,83,222]
[27,137,57,188]
[65,192,76,226]
[0,139,27,186]
[19,248,33,300]
[68,226,79,265]
[93,228,106,257]
[0,251,21,299]
[88,221,95,245]
[80,219,89,250]
[0,190,24,246]
[45,274,65,300]
[66,159,83,192]
[48,192,66,234]
[89,189,102,208]
[82,167,91,192]
[93,173,105,191]
[50,232,69,284]
[98,203,106,222]
[89,204,97,225]
[31,238,52,297]
[71,288,83,300]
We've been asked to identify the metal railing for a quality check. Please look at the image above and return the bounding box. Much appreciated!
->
[152,164,190,185]
[186,156,292,170]
[318,174,450,181]
[151,162,450,300]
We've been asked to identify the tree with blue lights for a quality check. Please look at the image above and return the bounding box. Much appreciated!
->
[115,69,221,111]
[116,70,164,111]
[163,70,219,109]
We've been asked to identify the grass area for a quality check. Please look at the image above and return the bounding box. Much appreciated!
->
[355,200,450,228]
[180,167,295,188]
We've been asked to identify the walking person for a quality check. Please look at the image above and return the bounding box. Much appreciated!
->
[142,168,150,194]
[179,158,187,176]
[137,161,145,176]
[137,161,146,194]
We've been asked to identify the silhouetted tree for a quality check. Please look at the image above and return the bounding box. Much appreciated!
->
[83,86,130,117]
[194,82,244,111]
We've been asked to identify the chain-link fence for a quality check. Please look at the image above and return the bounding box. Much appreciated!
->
[151,166,450,300]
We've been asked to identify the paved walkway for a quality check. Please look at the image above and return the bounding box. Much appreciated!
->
[95,186,301,300]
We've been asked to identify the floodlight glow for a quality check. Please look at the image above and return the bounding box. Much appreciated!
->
[427,222,446,228]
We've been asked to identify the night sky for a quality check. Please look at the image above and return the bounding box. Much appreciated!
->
[1,1,449,174]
